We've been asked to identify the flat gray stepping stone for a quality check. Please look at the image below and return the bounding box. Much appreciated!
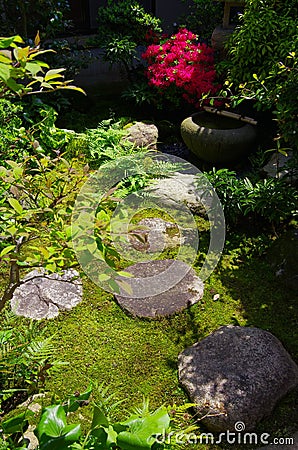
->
[146,172,211,213]
[115,259,204,318]
[11,268,82,319]
[128,218,181,253]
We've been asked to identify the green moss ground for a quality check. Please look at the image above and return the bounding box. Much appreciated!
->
[35,226,297,449]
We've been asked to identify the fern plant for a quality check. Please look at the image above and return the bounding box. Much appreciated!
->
[0,311,66,414]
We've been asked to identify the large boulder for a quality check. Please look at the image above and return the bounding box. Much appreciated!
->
[11,269,82,319]
[178,326,298,432]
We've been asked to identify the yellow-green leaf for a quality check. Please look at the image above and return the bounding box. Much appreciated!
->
[0,245,16,257]
[14,46,30,61]
[8,198,23,214]
[34,31,41,47]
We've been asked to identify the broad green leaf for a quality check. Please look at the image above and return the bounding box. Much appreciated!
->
[6,77,24,93]
[0,53,12,63]
[25,61,43,76]
[91,405,109,428]
[36,405,67,437]
[0,62,11,82]
[14,46,30,61]
[63,384,92,413]
[117,407,170,450]
[98,273,111,282]
[44,68,65,81]
[0,245,16,257]
[38,425,81,450]
[0,35,23,49]
[116,279,133,295]
[2,411,33,434]
[117,271,134,278]
[8,198,23,214]
[35,405,81,450]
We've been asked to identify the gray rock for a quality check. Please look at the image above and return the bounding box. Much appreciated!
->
[128,217,182,253]
[124,122,158,149]
[147,173,210,213]
[11,269,82,319]
[115,259,204,318]
[178,326,298,432]
[262,151,298,182]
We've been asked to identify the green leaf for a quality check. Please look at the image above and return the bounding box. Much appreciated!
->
[25,61,43,76]
[2,411,33,434]
[36,405,67,438]
[0,62,11,82]
[0,245,16,257]
[91,405,109,429]
[35,405,81,450]
[44,68,65,81]
[63,384,92,413]
[117,407,170,450]
[8,198,23,214]
[59,85,87,95]
[0,35,23,49]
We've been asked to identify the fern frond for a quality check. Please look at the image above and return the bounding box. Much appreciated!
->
[24,335,56,363]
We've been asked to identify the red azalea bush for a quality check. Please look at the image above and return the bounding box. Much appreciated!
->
[142,28,220,108]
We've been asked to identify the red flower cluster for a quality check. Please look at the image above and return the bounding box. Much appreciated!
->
[142,28,220,107]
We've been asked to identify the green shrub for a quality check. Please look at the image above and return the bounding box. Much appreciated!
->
[179,0,223,42]
[96,0,162,78]
[0,0,71,39]
[205,168,297,226]
[1,387,198,449]
[226,0,298,151]
[0,98,75,162]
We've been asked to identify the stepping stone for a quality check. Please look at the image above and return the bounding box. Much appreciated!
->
[128,217,181,253]
[178,325,298,432]
[11,268,82,320]
[114,259,204,318]
[146,172,210,214]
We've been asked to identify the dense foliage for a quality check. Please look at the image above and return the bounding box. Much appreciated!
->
[179,0,222,42]
[142,29,220,108]
[226,0,298,151]
[0,312,63,415]
[1,387,198,449]
[96,0,162,78]
[0,0,71,39]
[205,168,297,226]
[0,34,85,99]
